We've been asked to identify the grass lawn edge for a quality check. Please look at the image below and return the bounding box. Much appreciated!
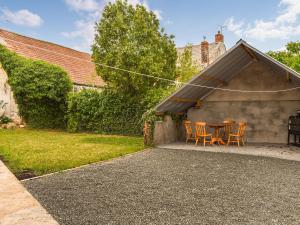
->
[20,148,153,182]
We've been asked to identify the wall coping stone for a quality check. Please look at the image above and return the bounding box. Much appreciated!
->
[0,160,58,225]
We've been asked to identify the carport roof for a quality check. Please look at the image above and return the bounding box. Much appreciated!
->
[155,39,300,114]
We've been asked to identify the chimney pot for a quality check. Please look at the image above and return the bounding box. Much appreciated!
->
[215,30,224,43]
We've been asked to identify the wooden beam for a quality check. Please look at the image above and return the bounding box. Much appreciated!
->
[194,100,202,109]
[286,71,291,82]
[241,45,258,62]
[169,97,197,103]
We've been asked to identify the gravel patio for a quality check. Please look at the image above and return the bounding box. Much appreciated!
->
[23,148,300,225]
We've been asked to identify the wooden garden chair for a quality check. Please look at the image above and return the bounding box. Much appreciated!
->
[195,122,212,146]
[227,122,247,147]
[184,121,195,143]
[223,120,234,141]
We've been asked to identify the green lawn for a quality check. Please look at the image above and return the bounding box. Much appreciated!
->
[0,129,144,177]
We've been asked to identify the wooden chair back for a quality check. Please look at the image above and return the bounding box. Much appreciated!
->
[184,121,193,137]
[195,122,207,137]
[237,122,247,137]
[223,120,233,137]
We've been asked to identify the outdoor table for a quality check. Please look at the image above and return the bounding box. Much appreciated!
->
[208,123,225,145]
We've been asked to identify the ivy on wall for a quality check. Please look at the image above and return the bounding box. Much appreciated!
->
[0,45,72,128]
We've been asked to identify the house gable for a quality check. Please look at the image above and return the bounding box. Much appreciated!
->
[205,61,300,102]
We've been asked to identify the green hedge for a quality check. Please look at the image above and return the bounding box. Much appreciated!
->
[0,45,72,128]
[67,89,144,135]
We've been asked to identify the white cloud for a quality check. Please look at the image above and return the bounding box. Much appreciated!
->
[153,9,163,20]
[61,19,95,51]
[62,0,163,51]
[1,9,43,27]
[64,0,100,12]
[127,0,144,6]
[164,20,173,25]
[62,0,104,51]
[224,17,244,36]
[133,0,162,19]
[225,0,300,41]
[107,0,162,19]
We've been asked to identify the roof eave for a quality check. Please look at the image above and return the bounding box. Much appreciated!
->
[155,39,300,113]
[155,39,247,112]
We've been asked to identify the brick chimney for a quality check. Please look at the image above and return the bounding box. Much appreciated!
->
[201,38,209,64]
[215,30,224,43]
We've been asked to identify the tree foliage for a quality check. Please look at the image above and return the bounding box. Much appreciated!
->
[92,0,177,94]
[176,44,201,83]
[0,45,72,128]
[268,41,300,72]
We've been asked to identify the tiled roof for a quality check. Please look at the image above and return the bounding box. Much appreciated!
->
[0,29,104,87]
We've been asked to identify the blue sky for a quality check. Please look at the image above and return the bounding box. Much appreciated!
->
[1,0,300,53]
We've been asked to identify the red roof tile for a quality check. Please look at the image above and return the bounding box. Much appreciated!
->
[0,29,104,87]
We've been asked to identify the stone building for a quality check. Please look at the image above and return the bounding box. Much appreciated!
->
[0,29,104,119]
[176,31,226,68]
[155,40,300,144]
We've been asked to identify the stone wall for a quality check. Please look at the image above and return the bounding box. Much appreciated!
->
[72,84,100,92]
[187,61,300,144]
[153,115,178,145]
[176,41,226,68]
[0,66,18,118]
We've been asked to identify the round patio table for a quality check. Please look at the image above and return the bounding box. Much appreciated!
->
[208,123,225,145]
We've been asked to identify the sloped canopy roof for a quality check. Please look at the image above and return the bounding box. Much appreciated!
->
[156,39,300,113]
[0,29,104,87]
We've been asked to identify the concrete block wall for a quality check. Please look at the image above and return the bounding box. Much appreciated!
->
[188,100,300,143]
[153,115,178,145]
[187,61,300,144]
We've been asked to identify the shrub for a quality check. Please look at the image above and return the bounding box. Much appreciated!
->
[0,45,72,128]
[0,116,12,124]
[67,89,144,135]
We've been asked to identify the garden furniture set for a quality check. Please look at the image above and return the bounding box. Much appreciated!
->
[184,120,247,147]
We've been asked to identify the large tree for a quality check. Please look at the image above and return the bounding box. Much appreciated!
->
[176,44,201,83]
[268,41,300,72]
[92,0,177,94]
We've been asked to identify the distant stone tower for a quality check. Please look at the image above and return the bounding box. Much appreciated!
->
[177,31,226,68]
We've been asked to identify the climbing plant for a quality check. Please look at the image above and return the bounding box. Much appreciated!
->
[0,45,72,128]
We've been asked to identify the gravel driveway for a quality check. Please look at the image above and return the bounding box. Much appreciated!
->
[23,148,300,225]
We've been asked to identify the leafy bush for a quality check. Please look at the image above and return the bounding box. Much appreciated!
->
[0,45,72,128]
[0,116,12,124]
[67,89,144,135]
[268,41,300,72]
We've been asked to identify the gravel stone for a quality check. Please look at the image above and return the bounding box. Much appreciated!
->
[23,148,300,225]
